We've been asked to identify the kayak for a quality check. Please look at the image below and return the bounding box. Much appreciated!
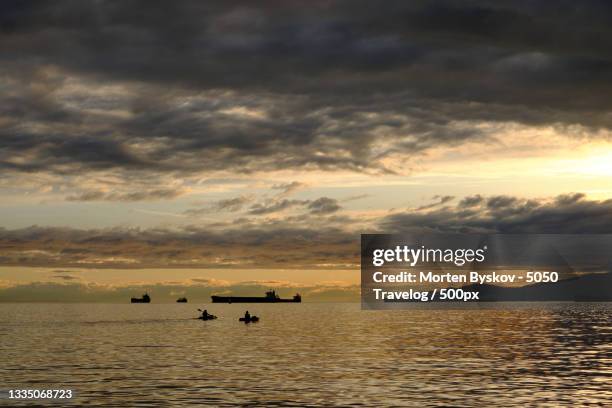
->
[197,315,217,320]
[239,316,259,323]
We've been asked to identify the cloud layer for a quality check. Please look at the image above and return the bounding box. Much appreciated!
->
[1,1,612,186]
[1,193,611,269]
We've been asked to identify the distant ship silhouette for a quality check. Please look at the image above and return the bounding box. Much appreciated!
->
[212,290,301,303]
[131,293,151,303]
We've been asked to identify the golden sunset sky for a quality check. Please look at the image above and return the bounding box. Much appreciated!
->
[1,1,612,301]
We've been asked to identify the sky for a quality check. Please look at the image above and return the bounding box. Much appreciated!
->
[1,1,612,301]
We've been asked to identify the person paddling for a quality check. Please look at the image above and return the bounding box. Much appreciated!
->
[244,310,250,320]
[201,309,210,319]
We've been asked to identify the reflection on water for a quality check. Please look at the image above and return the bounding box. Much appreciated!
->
[0,303,610,406]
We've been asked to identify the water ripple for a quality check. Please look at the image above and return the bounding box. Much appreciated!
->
[0,303,610,406]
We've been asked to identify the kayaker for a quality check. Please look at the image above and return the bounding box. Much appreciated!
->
[201,309,210,319]
[244,310,250,320]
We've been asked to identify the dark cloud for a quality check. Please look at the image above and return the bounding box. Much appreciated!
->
[341,194,370,202]
[416,195,455,211]
[382,193,612,234]
[458,194,484,208]
[486,195,518,210]
[51,272,80,281]
[208,196,344,216]
[214,195,253,211]
[4,1,612,103]
[248,199,306,215]
[271,181,306,197]
[184,195,254,215]
[555,192,586,206]
[307,197,342,215]
[1,1,611,178]
[66,188,186,202]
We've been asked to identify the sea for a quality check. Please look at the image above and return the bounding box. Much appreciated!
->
[0,303,610,407]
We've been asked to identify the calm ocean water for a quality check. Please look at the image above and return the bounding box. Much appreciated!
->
[1,303,611,407]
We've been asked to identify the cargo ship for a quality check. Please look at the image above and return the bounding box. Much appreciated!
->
[131,293,151,303]
[211,290,301,303]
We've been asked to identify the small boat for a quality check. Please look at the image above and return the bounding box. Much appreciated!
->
[239,316,259,323]
[176,297,188,303]
[196,308,216,320]
[131,293,151,303]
